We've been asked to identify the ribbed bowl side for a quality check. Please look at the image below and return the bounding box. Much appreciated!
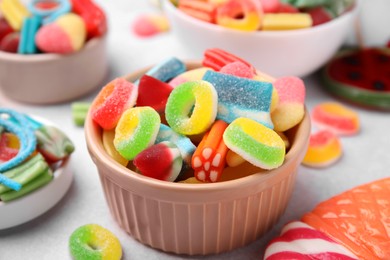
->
[97,168,298,255]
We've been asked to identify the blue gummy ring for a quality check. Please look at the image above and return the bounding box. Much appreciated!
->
[28,0,71,24]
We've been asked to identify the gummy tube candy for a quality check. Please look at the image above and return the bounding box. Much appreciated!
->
[18,15,42,54]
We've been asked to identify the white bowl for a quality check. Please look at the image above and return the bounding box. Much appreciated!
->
[163,0,358,77]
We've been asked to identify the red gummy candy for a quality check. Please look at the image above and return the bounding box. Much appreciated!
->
[0,18,14,43]
[260,0,281,13]
[137,75,174,113]
[277,3,299,13]
[0,32,20,53]
[203,48,255,73]
[0,133,19,162]
[307,7,333,26]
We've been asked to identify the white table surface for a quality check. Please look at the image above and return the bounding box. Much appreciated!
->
[1,1,390,259]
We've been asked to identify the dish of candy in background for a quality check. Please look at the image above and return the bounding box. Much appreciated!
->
[0,0,108,104]
[163,0,357,77]
[85,47,311,255]
[0,109,74,229]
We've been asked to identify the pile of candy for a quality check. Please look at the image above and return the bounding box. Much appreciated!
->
[172,0,355,31]
[0,0,106,54]
[90,48,306,183]
[0,108,74,202]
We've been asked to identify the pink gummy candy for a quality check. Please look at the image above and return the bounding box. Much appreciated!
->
[219,61,254,79]
[132,14,169,37]
[35,24,74,54]
[137,75,174,113]
[260,0,281,13]
[91,78,138,130]
[133,141,183,182]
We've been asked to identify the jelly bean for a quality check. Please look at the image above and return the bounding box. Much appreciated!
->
[0,31,20,53]
[223,117,285,169]
[216,0,263,31]
[114,107,161,160]
[203,70,273,128]
[102,129,128,166]
[203,48,255,72]
[91,78,138,130]
[302,130,342,168]
[262,13,312,31]
[18,15,42,54]
[137,75,173,113]
[178,0,217,23]
[70,0,107,39]
[0,0,30,31]
[35,13,87,54]
[132,13,169,37]
[192,120,229,182]
[165,80,218,135]
[271,76,306,132]
[169,67,211,88]
[311,102,360,136]
[155,124,196,165]
[134,141,183,182]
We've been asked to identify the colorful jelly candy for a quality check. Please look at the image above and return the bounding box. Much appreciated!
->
[28,0,71,25]
[0,31,20,53]
[133,141,183,182]
[271,76,306,132]
[102,129,128,166]
[0,17,14,42]
[203,48,255,72]
[35,13,87,54]
[0,133,19,163]
[165,80,218,135]
[18,15,41,54]
[219,61,254,79]
[140,57,186,84]
[178,0,217,23]
[169,67,211,88]
[223,117,285,169]
[114,107,161,160]
[132,13,169,37]
[91,78,138,130]
[262,13,312,30]
[203,70,273,128]
[311,102,360,136]
[0,0,30,31]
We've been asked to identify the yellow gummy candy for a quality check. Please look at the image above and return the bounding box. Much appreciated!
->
[0,0,30,31]
[262,13,312,31]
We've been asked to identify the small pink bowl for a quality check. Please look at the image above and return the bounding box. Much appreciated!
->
[0,35,108,105]
[85,62,311,255]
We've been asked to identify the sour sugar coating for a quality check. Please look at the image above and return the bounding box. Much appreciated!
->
[155,124,196,165]
[132,13,169,37]
[216,0,263,31]
[203,48,255,72]
[165,80,218,135]
[192,120,229,182]
[203,70,273,128]
[138,57,186,84]
[262,13,313,31]
[114,107,160,160]
[35,13,87,54]
[91,78,138,130]
[178,0,217,23]
[18,15,41,54]
[302,130,342,168]
[0,0,30,31]
[69,224,122,260]
[264,221,358,260]
[311,102,360,136]
[169,67,211,88]
[223,117,285,169]
[271,76,306,132]
[102,129,128,166]
[219,61,254,79]
[133,141,183,182]
[137,75,173,113]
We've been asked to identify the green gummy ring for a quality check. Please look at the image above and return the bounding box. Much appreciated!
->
[321,48,390,110]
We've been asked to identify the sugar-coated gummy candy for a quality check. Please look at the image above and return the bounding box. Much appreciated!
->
[203,48,255,72]
[169,67,211,88]
[140,57,186,84]
[102,129,128,166]
[133,141,183,182]
[91,78,138,130]
[0,0,30,31]
[114,107,161,160]
[69,224,122,260]
[219,61,254,79]
[165,80,218,135]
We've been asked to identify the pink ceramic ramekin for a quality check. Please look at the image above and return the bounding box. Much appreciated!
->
[85,62,311,255]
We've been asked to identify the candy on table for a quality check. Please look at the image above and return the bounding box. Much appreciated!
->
[69,224,122,260]
[165,80,218,135]
[133,141,183,182]
[202,48,255,73]
[223,117,285,169]
[302,130,342,168]
[114,107,161,161]
[71,102,91,126]
[219,61,254,79]
[216,0,263,31]
[70,0,107,39]
[264,221,358,260]
[137,75,174,113]
[28,0,71,25]
[90,77,138,130]
[262,13,312,30]
[102,129,128,166]
[132,13,169,37]
[178,0,217,23]
[311,102,360,136]
[271,76,306,132]
[155,124,196,165]
[0,0,30,31]
[18,15,41,54]
[0,31,20,52]
[301,177,390,260]
[35,13,87,54]
[139,56,186,84]
[203,70,273,128]
[168,67,211,87]
[191,120,229,182]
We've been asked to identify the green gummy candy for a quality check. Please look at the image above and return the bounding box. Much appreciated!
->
[71,102,91,126]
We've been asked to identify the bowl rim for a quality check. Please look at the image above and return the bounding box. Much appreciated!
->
[0,34,107,62]
[162,0,358,38]
[85,61,311,193]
